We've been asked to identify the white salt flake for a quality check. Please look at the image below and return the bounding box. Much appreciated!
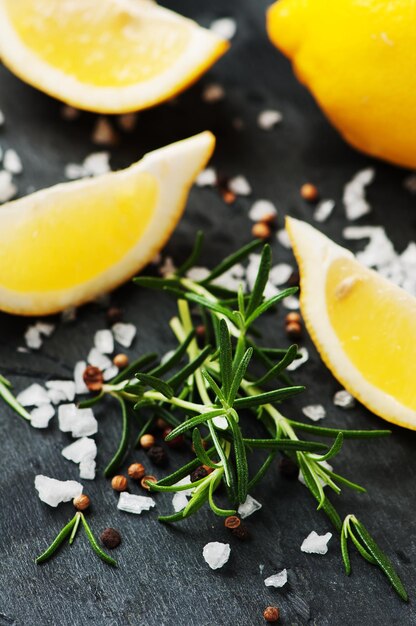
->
[0,170,17,202]
[91,116,118,146]
[264,569,288,588]
[117,492,156,514]
[269,263,293,287]
[276,228,292,249]
[333,389,355,409]
[210,17,236,40]
[24,326,42,350]
[343,225,396,270]
[238,495,262,519]
[65,163,87,180]
[203,542,231,570]
[213,415,228,430]
[74,361,88,394]
[58,403,98,437]
[301,531,332,555]
[287,347,309,371]
[112,322,136,348]
[212,263,245,292]
[228,175,252,196]
[172,491,189,512]
[17,383,50,407]
[62,437,97,480]
[246,254,279,299]
[94,329,114,354]
[79,459,96,480]
[35,475,83,508]
[103,365,118,381]
[87,347,112,371]
[186,266,210,282]
[83,151,111,177]
[282,295,300,311]
[343,168,375,220]
[202,83,225,103]
[46,380,76,404]
[118,112,138,132]
[302,404,326,422]
[257,109,282,130]
[36,322,55,337]
[3,149,22,174]
[314,199,335,223]
[248,199,277,222]
[30,404,55,429]
[196,167,217,187]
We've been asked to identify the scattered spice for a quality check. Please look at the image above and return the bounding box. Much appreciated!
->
[82,365,104,392]
[263,606,280,623]
[100,527,121,550]
[285,312,301,325]
[73,493,90,511]
[113,353,129,368]
[147,445,168,466]
[195,324,206,344]
[162,427,184,448]
[106,306,123,325]
[285,321,302,341]
[252,222,271,240]
[111,475,128,492]
[279,457,299,480]
[127,462,145,480]
[300,183,319,202]
[224,515,241,529]
[222,189,236,204]
[140,433,156,449]
[141,475,157,490]
[156,417,168,430]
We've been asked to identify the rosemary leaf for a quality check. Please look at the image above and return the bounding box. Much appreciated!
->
[218,319,233,397]
[80,514,117,567]
[135,373,174,399]
[36,515,77,564]
[233,385,305,408]
[287,419,391,439]
[245,245,271,318]
[243,438,327,452]
[104,395,130,477]
[227,348,253,405]
[192,428,219,468]
[245,287,299,327]
[167,345,212,390]
[200,239,262,284]
[251,344,299,387]
[111,353,158,384]
[149,330,195,378]
[175,230,205,276]
[0,380,31,421]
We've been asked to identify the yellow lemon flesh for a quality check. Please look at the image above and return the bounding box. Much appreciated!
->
[286,217,416,429]
[0,131,215,315]
[267,0,416,169]
[0,0,228,113]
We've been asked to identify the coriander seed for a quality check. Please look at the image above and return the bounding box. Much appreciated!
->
[225,516,241,529]
[73,494,90,511]
[263,606,280,622]
[300,182,319,202]
[111,475,128,492]
[83,365,104,392]
[285,312,301,325]
[140,433,155,449]
[127,462,145,480]
[113,353,129,368]
[100,527,121,549]
[286,321,302,340]
[252,222,271,241]
[141,475,157,490]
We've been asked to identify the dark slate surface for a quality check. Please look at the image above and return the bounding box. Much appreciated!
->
[1,1,416,625]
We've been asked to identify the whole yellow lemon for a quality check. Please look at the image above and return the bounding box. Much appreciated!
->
[267,0,416,169]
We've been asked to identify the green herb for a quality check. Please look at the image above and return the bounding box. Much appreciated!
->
[5,232,402,595]
[35,512,117,567]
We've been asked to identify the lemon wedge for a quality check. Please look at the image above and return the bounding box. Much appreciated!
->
[0,131,215,316]
[0,0,228,113]
[286,217,416,429]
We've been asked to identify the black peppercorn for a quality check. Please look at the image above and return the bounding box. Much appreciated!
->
[147,445,167,466]
[232,523,250,541]
[279,457,299,480]
[100,527,121,549]
[190,466,209,483]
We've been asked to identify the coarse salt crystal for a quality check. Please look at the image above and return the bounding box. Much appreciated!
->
[91,116,118,146]
[83,152,111,177]
[210,17,236,40]
[30,404,55,429]
[257,109,282,130]
[58,403,98,437]
[213,415,228,430]
[46,380,76,404]
[314,199,335,223]
[238,495,262,519]
[343,168,375,220]
[87,347,112,371]
[117,492,156,514]
[79,459,96,480]
[228,175,252,196]
[94,329,114,354]
[103,365,119,381]
[74,361,88,394]
[112,322,136,348]
[65,163,86,180]
[24,326,42,350]
[301,531,332,555]
[248,199,277,222]
[264,569,288,588]
[36,322,55,337]
[202,83,225,103]
[17,383,50,407]
[186,266,211,282]
[172,492,189,512]
[269,263,293,287]
[35,475,83,507]
[196,167,217,187]
[3,149,22,174]
[282,295,300,310]
[302,404,326,422]
[0,170,16,202]
[203,542,231,570]
[333,389,355,409]
[62,437,97,479]
[276,228,292,249]
[287,347,308,371]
